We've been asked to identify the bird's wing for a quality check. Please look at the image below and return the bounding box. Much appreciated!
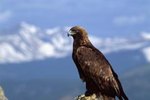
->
[72,52,86,81]
[76,46,121,95]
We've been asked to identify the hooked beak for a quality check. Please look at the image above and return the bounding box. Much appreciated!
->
[67,32,71,37]
[67,30,75,37]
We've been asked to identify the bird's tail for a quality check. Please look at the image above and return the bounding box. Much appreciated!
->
[117,81,128,100]
[121,91,128,100]
[118,91,128,100]
[112,76,128,100]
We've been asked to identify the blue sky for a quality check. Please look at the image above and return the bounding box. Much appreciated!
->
[0,1,150,100]
[0,0,150,37]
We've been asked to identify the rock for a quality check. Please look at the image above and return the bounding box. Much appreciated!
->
[75,93,115,100]
[75,94,98,100]
[0,87,8,100]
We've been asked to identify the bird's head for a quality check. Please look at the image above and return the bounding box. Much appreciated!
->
[67,26,88,39]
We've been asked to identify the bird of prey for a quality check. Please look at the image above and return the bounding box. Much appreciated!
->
[68,26,128,100]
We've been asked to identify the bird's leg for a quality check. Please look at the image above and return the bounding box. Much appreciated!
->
[85,80,99,96]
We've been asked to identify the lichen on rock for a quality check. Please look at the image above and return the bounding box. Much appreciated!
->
[75,94,99,100]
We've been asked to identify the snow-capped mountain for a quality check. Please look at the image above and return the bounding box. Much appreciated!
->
[0,22,72,63]
[0,22,150,64]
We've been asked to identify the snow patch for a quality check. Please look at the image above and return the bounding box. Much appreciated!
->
[46,27,60,35]
[0,22,149,64]
[142,47,150,62]
[38,43,55,57]
[141,32,150,40]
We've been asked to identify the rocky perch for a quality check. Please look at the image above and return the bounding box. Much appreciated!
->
[0,87,8,100]
[75,94,115,100]
[75,94,98,100]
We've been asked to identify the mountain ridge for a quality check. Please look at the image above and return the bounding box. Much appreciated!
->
[0,22,150,64]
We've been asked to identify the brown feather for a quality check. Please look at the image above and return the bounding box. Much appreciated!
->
[69,26,128,100]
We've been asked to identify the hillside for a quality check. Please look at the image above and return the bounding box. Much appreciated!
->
[0,64,150,100]
[122,64,150,100]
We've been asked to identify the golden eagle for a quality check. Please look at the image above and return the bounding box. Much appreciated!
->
[68,26,128,100]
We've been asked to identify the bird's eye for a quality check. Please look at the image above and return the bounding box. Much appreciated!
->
[75,30,80,33]
[71,29,80,34]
